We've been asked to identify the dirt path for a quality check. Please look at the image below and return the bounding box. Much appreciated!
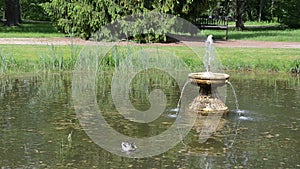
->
[0,37,299,48]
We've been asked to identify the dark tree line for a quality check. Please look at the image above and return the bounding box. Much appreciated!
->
[1,0,49,26]
[1,0,300,38]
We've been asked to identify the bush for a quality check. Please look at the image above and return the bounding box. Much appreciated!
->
[279,0,300,28]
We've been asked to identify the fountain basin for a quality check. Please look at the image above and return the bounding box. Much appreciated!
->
[188,72,229,87]
[189,95,228,115]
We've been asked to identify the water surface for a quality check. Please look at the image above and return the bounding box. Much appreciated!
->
[0,72,299,168]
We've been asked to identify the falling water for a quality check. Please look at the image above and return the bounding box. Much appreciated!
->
[173,80,190,115]
[226,81,240,112]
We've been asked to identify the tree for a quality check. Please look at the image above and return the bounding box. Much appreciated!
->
[42,0,122,39]
[4,0,21,26]
[234,0,245,30]
[42,0,196,40]
[278,0,300,28]
[20,0,50,21]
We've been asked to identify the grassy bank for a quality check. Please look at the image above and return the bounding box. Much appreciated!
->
[0,44,81,73]
[1,21,300,42]
[0,44,299,74]
[164,46,300,72]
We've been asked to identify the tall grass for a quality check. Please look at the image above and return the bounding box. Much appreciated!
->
[0,44,299,74]
[0,44,79,73]
[39,44,79,72]
[0,51,18,73]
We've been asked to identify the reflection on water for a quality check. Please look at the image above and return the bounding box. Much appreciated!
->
[0,72,299,168]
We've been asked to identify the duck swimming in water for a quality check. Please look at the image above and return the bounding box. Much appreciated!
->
[121,142,137,152]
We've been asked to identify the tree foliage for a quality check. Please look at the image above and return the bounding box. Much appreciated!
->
[20,0,50,21]
[41,0,196,40]
[0,0,49,25]
[194,0,300,29]
[278,0,300,28]
[2,0,299,35]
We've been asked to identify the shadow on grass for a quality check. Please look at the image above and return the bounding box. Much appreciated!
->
[0,21,60,34]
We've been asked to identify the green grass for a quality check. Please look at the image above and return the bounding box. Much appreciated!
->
[202,28,300,41]
[0,44,299,74]
[228,21,281,26]
[217,48,300,72]
[203,20,300,41]
[0,44,81,73]
[161,46,300,72]
[0,21,64,38]
[1,21,300,42]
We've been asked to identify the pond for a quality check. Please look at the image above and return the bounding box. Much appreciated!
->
[0,72,299,168]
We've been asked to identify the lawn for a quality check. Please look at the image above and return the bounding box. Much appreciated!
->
[161,45,300,72]
[1,21,300,42]
[203,21,300,41]
[202,29,300,41]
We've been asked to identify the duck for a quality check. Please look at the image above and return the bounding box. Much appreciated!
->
[67,130,73,142]
[121,142,137,152]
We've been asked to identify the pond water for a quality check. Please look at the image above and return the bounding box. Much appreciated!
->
[0,72,299,168]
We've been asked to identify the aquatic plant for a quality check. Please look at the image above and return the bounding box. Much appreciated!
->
[39,44,79,72]
[290,59,300,74]
[0,51,17,73]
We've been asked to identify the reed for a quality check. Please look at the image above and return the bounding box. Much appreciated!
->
[0,51,18,73]
[38,44,80,72]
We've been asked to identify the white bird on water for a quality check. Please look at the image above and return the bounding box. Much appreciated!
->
[121,142,137,153]
[67,130,73,142]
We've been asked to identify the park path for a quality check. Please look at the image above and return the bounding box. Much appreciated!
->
[0,37,300,48]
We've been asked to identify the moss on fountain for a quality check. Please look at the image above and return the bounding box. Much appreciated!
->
[189,95,228,115]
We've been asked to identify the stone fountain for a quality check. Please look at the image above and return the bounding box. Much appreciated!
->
[189,35,229,116]
[188,72,229,115]
[188,35,230,135]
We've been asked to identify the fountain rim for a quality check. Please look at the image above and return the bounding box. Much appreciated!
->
[188,72,230,80]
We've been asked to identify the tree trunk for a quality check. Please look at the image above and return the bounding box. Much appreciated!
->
[4,0,22,26]
[235,0,245,30]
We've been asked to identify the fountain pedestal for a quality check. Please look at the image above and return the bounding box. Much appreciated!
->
[188,72,229,115]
